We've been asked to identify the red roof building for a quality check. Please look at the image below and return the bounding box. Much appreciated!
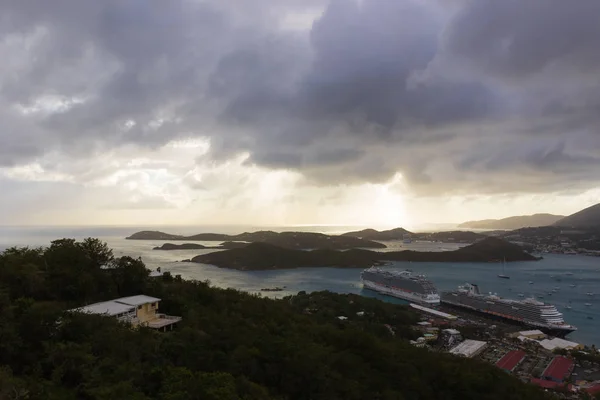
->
[541,356,574,382]
[529,378,572,391]
[586,384,600,396]
[496,350,526,372]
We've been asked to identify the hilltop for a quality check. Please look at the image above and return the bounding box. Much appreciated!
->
[192,237,538,270]
[459,214,564,230]
[0,239,549,400]
[554,203,600,228]
[127,230,386,250]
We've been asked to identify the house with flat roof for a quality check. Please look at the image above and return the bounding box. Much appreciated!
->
[69,294,181,331]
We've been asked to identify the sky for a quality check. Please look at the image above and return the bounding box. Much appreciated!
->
[1,0,600,229]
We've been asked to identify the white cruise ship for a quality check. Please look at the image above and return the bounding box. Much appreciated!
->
[361,267,440,305]
[441,283,577,337]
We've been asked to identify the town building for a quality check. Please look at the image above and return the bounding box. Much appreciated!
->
[529,378,572,391]
[541,356,574,383]
[69,295,182,331]
[440,328,463,348]
[496,350,526,372]
[515,329,546,340]
[538,338,583,352]
[449,340,487,358]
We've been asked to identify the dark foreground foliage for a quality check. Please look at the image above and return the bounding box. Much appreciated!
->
[0,238,550,399]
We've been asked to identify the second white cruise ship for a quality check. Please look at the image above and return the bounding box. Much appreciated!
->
[361,267,440,305]
[441,283,577,337]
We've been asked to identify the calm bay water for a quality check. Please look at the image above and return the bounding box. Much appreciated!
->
[1,226,599,346]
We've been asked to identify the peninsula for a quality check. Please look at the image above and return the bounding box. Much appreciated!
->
[128,230,386,250]
[459,213,564,230]
[191,237,538,270]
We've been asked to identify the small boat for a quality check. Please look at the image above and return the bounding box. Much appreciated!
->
[566,305,572,310]
[587,316,594,320]
[565,272,574,276]
[570,284,576,288]
[587,292,594,296]
[518,293,525,297]
[585,303,592,307]
[537,295,544,299]
[497,257,510,279]
[553,286,560,290]
[529,281,534,284]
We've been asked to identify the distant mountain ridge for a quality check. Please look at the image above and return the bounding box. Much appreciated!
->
[459,214,564,230]
[554,203,600,228]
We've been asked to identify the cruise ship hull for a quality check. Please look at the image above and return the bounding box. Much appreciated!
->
[363,280,440,306]
[441,296,576,337]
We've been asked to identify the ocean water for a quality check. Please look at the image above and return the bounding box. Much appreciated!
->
[1,226,599,346]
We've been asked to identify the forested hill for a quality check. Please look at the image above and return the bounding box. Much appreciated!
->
[554,202,600,228]
[0,238,550,399]
[192,237,538,270]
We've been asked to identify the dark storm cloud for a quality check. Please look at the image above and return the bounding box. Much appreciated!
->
[1,0,600,196]
[442,0,600,80]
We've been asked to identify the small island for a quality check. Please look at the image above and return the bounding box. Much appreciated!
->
[191,237,539,270]
[128,230,387,250]
[153,243,209,250]
[153,242,249,251]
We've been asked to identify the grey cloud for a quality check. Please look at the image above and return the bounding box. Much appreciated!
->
[442,0,600,80]
[2,0,600,198]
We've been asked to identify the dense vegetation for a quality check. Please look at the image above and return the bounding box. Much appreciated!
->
[192,237,538,270]
[0,238,550,399]
[127,230,386,250]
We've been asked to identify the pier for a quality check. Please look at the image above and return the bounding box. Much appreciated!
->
[409,303,458,320]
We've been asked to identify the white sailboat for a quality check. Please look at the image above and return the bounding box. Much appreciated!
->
[498,257,510,279]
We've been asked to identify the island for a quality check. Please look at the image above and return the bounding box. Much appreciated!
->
[153,241,249,251]
[342,228,486,243]
[342,227,413,240]
[191,237,539,270]
[128,230,387,250]
[153,243,209,250]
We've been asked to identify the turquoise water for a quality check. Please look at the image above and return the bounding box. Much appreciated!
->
[1,227,598,346]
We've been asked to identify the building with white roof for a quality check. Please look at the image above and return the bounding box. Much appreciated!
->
[517,329,546,340]
[443,328,461,335]
[75,301,136,317]
[538,338,583,352]
[449,340,487,358]
[69,294,181,331]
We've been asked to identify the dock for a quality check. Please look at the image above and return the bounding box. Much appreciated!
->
[410,303,458,320]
